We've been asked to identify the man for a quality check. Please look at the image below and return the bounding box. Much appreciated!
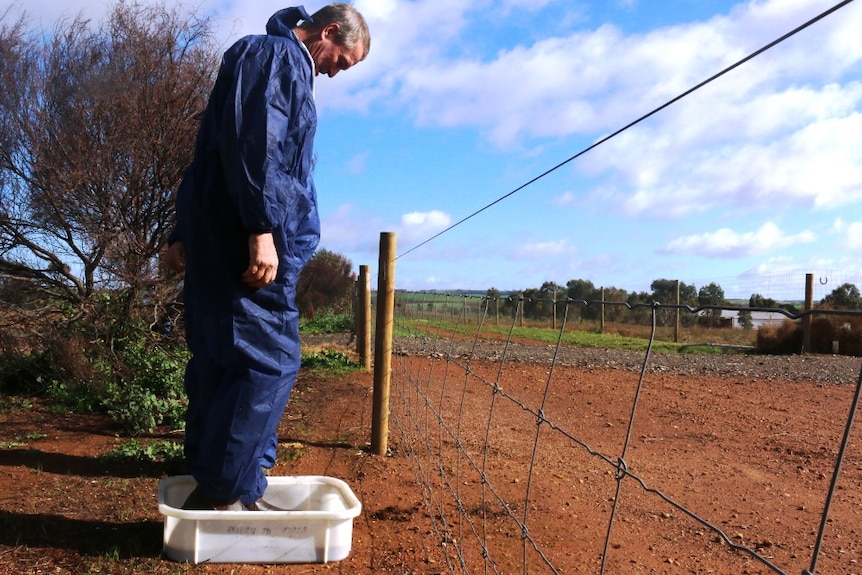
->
[164,4,370,511]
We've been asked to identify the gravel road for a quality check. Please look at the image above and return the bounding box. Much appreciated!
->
[405,337,862,384]
[305,333,862,385]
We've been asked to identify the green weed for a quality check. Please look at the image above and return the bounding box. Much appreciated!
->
[300,312,354,334]
[301,349,361,372]
[0,441,25,449]
[0,396,32,410]
[101,438,184,464]
[276,442,305,463]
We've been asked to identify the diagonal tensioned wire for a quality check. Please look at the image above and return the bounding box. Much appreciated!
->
[599,302,660,575]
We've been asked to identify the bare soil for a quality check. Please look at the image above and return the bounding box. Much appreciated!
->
[0,334,860,574]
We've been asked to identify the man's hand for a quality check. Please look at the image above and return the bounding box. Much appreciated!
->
[242,232,278,288]
[164,241,186,272]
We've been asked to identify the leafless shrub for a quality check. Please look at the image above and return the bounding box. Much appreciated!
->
[0,0,217,352]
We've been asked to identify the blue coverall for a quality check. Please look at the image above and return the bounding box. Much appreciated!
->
[170,6,319,507]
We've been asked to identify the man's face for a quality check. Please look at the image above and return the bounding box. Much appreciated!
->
[307,24,365,78]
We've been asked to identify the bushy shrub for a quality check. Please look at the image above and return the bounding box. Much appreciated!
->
[756,316,862,356]
[101,341,188,434]
[810,315,862,355]
[300,311,354,334]
[0,351,56,396]
[0,331,188,434]
[756,319,802,354]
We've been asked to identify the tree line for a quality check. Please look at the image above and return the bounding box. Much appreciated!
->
[479,278,862,328]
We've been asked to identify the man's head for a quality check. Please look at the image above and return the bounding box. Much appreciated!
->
[296,3,370,78]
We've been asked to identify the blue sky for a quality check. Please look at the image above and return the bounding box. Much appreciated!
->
[9,0,862,298]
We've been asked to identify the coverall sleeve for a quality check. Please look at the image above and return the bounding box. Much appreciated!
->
[218,44,310,235]
[293,181,320,266]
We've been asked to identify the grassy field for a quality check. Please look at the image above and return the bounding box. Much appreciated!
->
[395,317,758,355]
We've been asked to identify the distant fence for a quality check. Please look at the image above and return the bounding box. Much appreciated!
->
[378,295,862,575]
[391,286,862,356]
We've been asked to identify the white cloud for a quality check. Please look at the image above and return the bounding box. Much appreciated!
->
[350,0,862,216]
[386,0,862,145]
[397,210,453,243]
[353,0,397,21]
[513,239,576,259]
[401,210,451,227]
[319,204,383,253]
[842,221,862,251]
[594,86,862,217]
[662,222,816,258]
[552,191,578,206]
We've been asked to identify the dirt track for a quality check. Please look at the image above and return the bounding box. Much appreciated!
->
[0,334,859,574]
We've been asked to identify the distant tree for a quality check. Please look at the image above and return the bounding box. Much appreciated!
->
[566,278,597,301]
[749,293,778,308]
[650,279,697,327]
[540,281,564,322]
[521,287,550,320]
[698,282,725,327]
[540,281,563,299]
[486,287,501,319]
[602,286,630,323]
[738,309,753,330]
[296,249,355,317]
[626,290,651,325]
[498,291,520,319]
[566,278,600,321]
[821,283,862,310]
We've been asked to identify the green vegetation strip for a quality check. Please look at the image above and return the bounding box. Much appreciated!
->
[400,320,747,356]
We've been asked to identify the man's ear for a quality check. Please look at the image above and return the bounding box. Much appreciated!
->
[323,22,341,40]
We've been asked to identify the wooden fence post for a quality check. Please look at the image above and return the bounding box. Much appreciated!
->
[356,265,372,371]
[600,287,605,334]
[674,279,680,343]
[803,273,814,354]
[371,232,396,456]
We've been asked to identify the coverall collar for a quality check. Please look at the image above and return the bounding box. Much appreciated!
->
[266,6,316,94]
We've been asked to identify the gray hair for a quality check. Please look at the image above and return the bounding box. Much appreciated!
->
[300,3,371,60]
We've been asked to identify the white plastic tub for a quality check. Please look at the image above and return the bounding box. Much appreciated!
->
[157,475,362,564]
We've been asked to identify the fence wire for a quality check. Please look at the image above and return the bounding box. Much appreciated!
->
[388,294,862,575]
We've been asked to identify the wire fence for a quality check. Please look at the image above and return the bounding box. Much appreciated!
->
[690,270,862,304]
[375,3,862,571]
[386,295,862,574]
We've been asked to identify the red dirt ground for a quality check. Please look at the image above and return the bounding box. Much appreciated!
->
[0,346,860,574]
